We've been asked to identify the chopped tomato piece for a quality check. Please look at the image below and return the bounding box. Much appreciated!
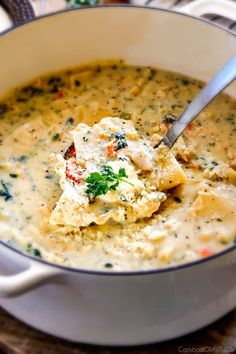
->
[55,89,64,99]
[187,123,193,130]
[200,248,213,258]
[64,143,76,160]
[65,158,84,184]
[106,144,116,157]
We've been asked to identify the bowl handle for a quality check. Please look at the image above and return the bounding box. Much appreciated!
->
[180,0,236,22]
[1,0,35,26]
[0,252,61,298]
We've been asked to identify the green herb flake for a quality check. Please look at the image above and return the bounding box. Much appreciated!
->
[163,114,177,124]
[18,155,29,162]
[68,0,98,6]
[104,262,113,269]
[174,196,182,203]
[45,174,54,180]
[9,173,18,178]
[50,85,59,93]
[26,243,42,258]
[21,85,44,97]
[182,79,190,86]
[120,112,131,120]
[148,69,156,80]
[115,132,128,150]
[17,98,27,103]
[48,77,61,85]
[120,194,128,202]
[66,117,74,127]
[52,133,60,141]
[0,180,12,201]
[0,103,9,115]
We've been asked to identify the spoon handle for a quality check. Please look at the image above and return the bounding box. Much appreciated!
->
[161,53,236,148]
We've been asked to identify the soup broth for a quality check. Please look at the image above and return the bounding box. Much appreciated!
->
[0,61,235,270]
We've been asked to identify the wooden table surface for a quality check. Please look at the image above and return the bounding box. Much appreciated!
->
[0,306,236,354]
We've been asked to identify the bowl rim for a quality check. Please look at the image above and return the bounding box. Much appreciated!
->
[0,4,235,276]
[1,3,236,38]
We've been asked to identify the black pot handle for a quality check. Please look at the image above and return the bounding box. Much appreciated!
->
[0,0,35,25]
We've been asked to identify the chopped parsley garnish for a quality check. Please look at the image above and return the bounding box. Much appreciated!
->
[86,165,133,200]
[0,180,12,201]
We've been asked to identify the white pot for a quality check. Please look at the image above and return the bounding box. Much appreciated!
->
[0,4,236,345]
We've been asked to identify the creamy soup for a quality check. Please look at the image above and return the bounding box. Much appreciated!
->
[0,61,235,271]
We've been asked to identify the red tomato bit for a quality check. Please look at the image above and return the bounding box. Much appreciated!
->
[106,144,116,157]
[200,248,213,258]
[66,158,84,184]
[64,143,76,160]
[54,89,64,99]
[187,123,193,130]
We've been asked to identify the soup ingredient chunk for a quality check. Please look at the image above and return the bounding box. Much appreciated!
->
[189,184,236,243]
[50,117,187,229]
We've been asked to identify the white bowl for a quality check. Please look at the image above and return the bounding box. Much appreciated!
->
[0,6,235,345]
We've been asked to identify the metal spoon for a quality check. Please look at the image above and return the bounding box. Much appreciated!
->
[155,54,236,149]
